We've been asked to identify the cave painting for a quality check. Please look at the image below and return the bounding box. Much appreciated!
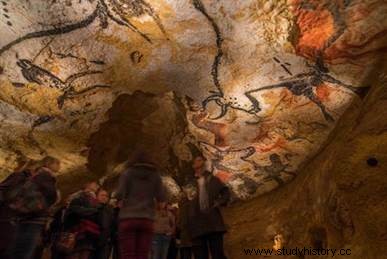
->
[202,54,365,122]
[0,0,167,55]
[187,0,382,199]
[245,56,365,122]
[190,111,228,146]
[14,59,110,109]
[194,0,265,120]
[199,142,296,191]
[0,0,385,200]
[273,57,293,76]
[193,0,241,120]
[1,0,12,27]
[291,0,349,59]
[199,141,256,174]
[195,0,366,122]
[253,153,297,186]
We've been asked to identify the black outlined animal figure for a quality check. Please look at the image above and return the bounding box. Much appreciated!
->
[193,0,260,120]
[0,0,167,55]
[15,59,109,109]
[199,141,256,173]
[193,0,261,120]
[195,0,355,121]
[254,153,296,186]
[193,0,262,120]
[192,0,223,95]
[245,57,364,122]
[202,91,262,120]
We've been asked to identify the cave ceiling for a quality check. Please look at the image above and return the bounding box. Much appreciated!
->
[0,0,386,200]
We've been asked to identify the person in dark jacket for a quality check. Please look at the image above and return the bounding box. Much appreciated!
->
[0,160,39,259]
[64,181,101,259]
[49,203,69,259]
[189,155,230,259]
[116,151,166,259]
[10,156,60,259]
[93,189,115,259]
[177,184,199,259]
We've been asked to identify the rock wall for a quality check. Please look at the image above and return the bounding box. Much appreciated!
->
[223,71,387,258]
[0,0,386,199]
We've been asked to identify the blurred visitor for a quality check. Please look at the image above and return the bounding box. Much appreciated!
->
[116,151,166,259]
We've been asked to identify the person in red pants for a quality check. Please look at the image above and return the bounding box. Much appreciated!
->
[116,151,166,259]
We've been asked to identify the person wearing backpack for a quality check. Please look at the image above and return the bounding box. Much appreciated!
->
[9,156,60,259]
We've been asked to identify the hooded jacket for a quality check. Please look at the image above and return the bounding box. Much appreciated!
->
[116,163,166,220]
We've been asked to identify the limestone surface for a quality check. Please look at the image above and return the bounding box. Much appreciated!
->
[0,0,386,199]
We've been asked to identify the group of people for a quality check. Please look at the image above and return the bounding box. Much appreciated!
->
[0,152,230,259]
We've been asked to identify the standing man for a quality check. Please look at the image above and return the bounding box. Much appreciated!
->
[189,155,230,259]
